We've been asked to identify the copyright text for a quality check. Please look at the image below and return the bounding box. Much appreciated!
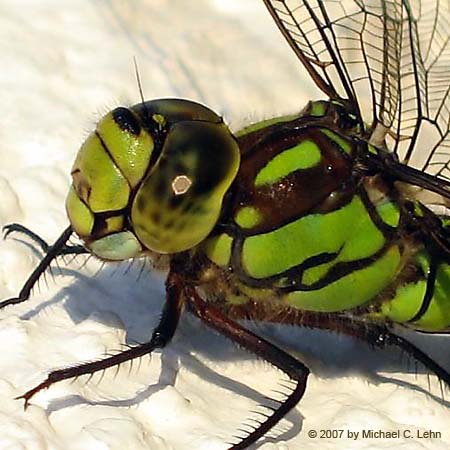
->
[307,429,441,440]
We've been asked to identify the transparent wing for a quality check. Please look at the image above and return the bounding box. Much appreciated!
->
[262,0,450,180]
[408,0,450,180]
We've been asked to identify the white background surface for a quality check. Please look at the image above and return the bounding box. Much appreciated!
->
[0,1,449,449]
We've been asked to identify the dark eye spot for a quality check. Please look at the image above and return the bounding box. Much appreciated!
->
[169,194,184,209]
[155,177,167,198]
[112,107,141,136]
[136,195,146,212]
[191,204,205,215]
[182,200,195,213]
[165,218,175,229]
[151,211,161,224]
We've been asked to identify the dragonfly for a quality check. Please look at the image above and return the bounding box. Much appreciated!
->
[1,0,449,448]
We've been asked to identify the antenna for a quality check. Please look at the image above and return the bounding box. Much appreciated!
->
[133,56,146,105]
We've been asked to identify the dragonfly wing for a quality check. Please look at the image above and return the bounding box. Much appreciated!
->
[401,1,450,177]
[262,0,406,134]
[263,0,450,199]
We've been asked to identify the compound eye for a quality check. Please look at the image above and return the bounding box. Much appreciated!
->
[131,120,240,254]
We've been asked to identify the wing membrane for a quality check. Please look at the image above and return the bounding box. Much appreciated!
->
[409,0,450,179]
[262,0,450,181]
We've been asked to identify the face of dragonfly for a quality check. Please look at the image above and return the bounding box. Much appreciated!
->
[65,100,240,260]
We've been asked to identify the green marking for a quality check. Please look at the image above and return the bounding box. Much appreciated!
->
[255,140,322,187]
[203,233,233,267]
[275,277,291,288]
[321,129,352,155]
[227,293,250,305]
[375,252,450,331]
[413,202,425,217]
[226,282,275,305]
[415,261,450,330]
[105,215,124,234]
[337,210,385,262]
[238,283,276,302]
[302,201,393,285]
[152,113,166,128]
[367,144,378,155]
[235,206,263,229]
[242,196,383,279]
[235,114,299,137]
[65,186,94,237]
[72,133,130,212]
[302,260,334,286]
[376,201,400,227]
[97,112,154,189]
[286,246,401,312]
[89,231,142,261]
[309,101,327,117]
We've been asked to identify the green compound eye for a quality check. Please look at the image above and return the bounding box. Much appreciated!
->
[131,119,240,254]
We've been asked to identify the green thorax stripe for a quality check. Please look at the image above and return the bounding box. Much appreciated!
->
[230,126,355,235]
[235,114,300,138]
[320,129,352,155]
[371,250,450,331]
[254,140,322,186]
[240,195,387,279]
[285,246,401,312]
[202,232,233,267]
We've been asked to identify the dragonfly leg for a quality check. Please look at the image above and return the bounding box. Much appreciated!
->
[226,303,450,390]
[185,286,310,450]
[16,270,185,408]
[0,226,75,309]
[3,223,87,256]
[377,331,450,388]
[298,314,450,388]
[310,316,450,389]
[289,314,450,388]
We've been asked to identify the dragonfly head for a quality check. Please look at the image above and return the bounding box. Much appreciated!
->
[65,99,240,261]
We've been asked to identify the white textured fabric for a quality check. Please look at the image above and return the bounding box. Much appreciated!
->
[0,1,448,449]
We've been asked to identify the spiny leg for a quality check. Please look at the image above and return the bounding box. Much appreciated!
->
[227,303,450,389]
[16,270,185,408]
[381,332,450,388]
[0,226,75,309]
[3,223,86,256]
[294,314,450,388]
[185,286,310,450]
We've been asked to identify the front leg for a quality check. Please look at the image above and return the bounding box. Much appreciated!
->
[3,223,86,256]
[17,269,185,408]
[0,226,75,309]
